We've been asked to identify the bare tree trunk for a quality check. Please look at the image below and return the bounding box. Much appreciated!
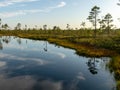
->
[108,19,110,35]
[94,12,97,38]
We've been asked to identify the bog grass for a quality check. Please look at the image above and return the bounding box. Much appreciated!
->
[0,29,120,89]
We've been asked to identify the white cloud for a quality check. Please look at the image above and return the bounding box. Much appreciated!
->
[49,51,66,59]
[57,1,66,8]
[49,1,66,9]
[0,1,66,18]
[56,52,66,59]
[0,0,38,7]
[0,11,26,18]
[76,72,86,80]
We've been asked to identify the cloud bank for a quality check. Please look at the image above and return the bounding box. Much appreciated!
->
[0,0,38,7]
[0,1,66,18]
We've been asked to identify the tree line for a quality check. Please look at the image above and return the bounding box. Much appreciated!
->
[87,6,114,37]
[0,5,119,38]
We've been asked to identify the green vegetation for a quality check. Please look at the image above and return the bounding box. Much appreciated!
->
[87,6,100,38]
[0,29,120,89]
[109,56,120,90]
[0,30,119,54]
[0,5,120,90]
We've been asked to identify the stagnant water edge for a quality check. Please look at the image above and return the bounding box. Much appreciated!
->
[18,36,120,90]
[0,35,118,89]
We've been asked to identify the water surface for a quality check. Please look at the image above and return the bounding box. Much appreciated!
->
[0,36,116,90]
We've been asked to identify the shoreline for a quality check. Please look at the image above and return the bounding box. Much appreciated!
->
[0,30,120,89]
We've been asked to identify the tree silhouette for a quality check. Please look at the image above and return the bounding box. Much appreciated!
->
[0,19,2,30]
[118,18,120,22]
[43,25,47,30]
[98,18,106,30]
[53,26,60,30]
[35,25,37,30]
[16,23,21,30]
[25,25,27,30]
[104,13,113,35]
[2,24,9,30]
[117,0,120,5]
[4,24,9,30]
[66,24,70,30]
[1,25,4,30]
[81,22,86,29]
[53,26,57,30]
[87,6,100,38]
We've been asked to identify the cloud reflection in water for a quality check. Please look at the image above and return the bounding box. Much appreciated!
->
[0,53,50,66]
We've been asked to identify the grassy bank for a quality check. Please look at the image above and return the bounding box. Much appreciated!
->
[108,56,120,90]
[0,30,120,89]
[1,30,120,52]
[48,38,116,57]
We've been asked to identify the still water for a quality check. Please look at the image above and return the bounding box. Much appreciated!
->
[0,36,116,90]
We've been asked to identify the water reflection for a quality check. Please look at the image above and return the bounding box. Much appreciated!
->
[0,75,35,90]
[2,36,11,44]
[86,57,110,75]
[87,58,98,75]
[0,40,3,50]
[17,38,22,45]
[0,36,116,90]
[44,41,47,52]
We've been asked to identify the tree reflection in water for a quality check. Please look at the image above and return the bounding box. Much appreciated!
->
[0,39,3,50]
[0,36,116,90]
[2,36,11,44]
[87,58,98,75]
[44,41,47,52]
[86,57,110,75]
[17,38,22,45]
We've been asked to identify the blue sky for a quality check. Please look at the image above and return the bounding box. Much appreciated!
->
[0,0,120,29]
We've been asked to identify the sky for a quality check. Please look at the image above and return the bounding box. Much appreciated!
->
[0,0,120,29]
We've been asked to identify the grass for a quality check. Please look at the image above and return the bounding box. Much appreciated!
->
[0,29,120,89]
[48,38,116,57]
[108,56,120,90]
